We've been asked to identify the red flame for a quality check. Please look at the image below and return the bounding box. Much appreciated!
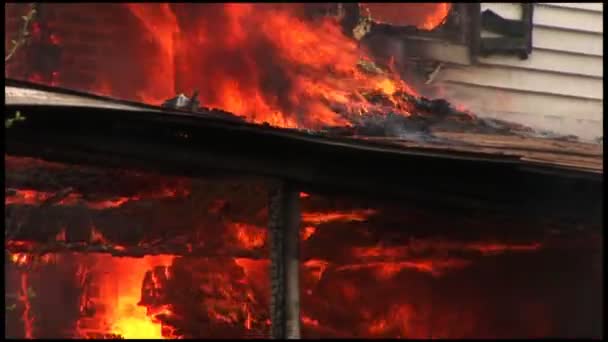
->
[19,273,34,339]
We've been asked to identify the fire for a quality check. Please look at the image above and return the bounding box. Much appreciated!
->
[352,240,543,260]
[5,190,53,205]
[5,188,188,209]
[301,209,377,224]
[124,3,178,104]
[303,259,330,282]
[3,156,600,338]
[232,222,267,249]
[301,226,317,241]
[359,3,452,30]
[8,4,429,129]
[336,259,472,278]
[468,242,542,255]
[19,273,34,339]
[302,315,320,327]
[76,254,175,339]
[89,227,107,244]
[11,252,30,266]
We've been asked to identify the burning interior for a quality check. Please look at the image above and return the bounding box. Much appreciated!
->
[5,155,602,339]
[4,2,604,340]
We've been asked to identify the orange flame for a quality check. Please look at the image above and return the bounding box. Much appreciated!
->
[76,254,176,339]
[72,3,419,129]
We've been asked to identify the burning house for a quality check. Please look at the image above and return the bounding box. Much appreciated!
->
[4,3,603,339]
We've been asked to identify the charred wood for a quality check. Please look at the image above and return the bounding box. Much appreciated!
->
[268,182,301,339]
[4,192,268,252]
[147,256,271,338]
[6,240,266,259]
[5,155,191,199]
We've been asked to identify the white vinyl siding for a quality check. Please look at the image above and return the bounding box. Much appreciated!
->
[414,3,603,141]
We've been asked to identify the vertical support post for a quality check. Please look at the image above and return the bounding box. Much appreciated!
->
[268,182,301,339]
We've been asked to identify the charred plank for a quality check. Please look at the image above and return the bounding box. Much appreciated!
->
[268,182,301,339]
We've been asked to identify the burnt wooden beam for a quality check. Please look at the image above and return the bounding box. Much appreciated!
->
[5,155,191,199]
[5,240,266,259]
[268,182,301,339]
[4,195,268,252]
[5,80,603,226]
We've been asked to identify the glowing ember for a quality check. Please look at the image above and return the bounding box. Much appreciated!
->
[468,242,542,255]
[301,209,377,224]
[5,187,188,209]
[232,222,267,249]
[352,240,543,260]
[5,190,53,205]
[302,315,320,327]
[11,253,30,266]
[55,229,67,242]
[336,259,472,278]
[19,273,34,339]
[301,226,317,241]
[303,259,330,282]
[89,227,107,244]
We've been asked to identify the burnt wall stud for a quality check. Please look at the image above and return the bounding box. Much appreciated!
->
[268,182,301,339]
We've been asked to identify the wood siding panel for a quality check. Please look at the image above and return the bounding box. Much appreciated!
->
[436,65,603,100]
[532,27,603,57]
[414,38,603,77]
[481,3,603,33]
[436,82,603,121]
[437,83,603,140]
[476,50,603,78]
[539,3,603,13]
[421,3,604,140]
